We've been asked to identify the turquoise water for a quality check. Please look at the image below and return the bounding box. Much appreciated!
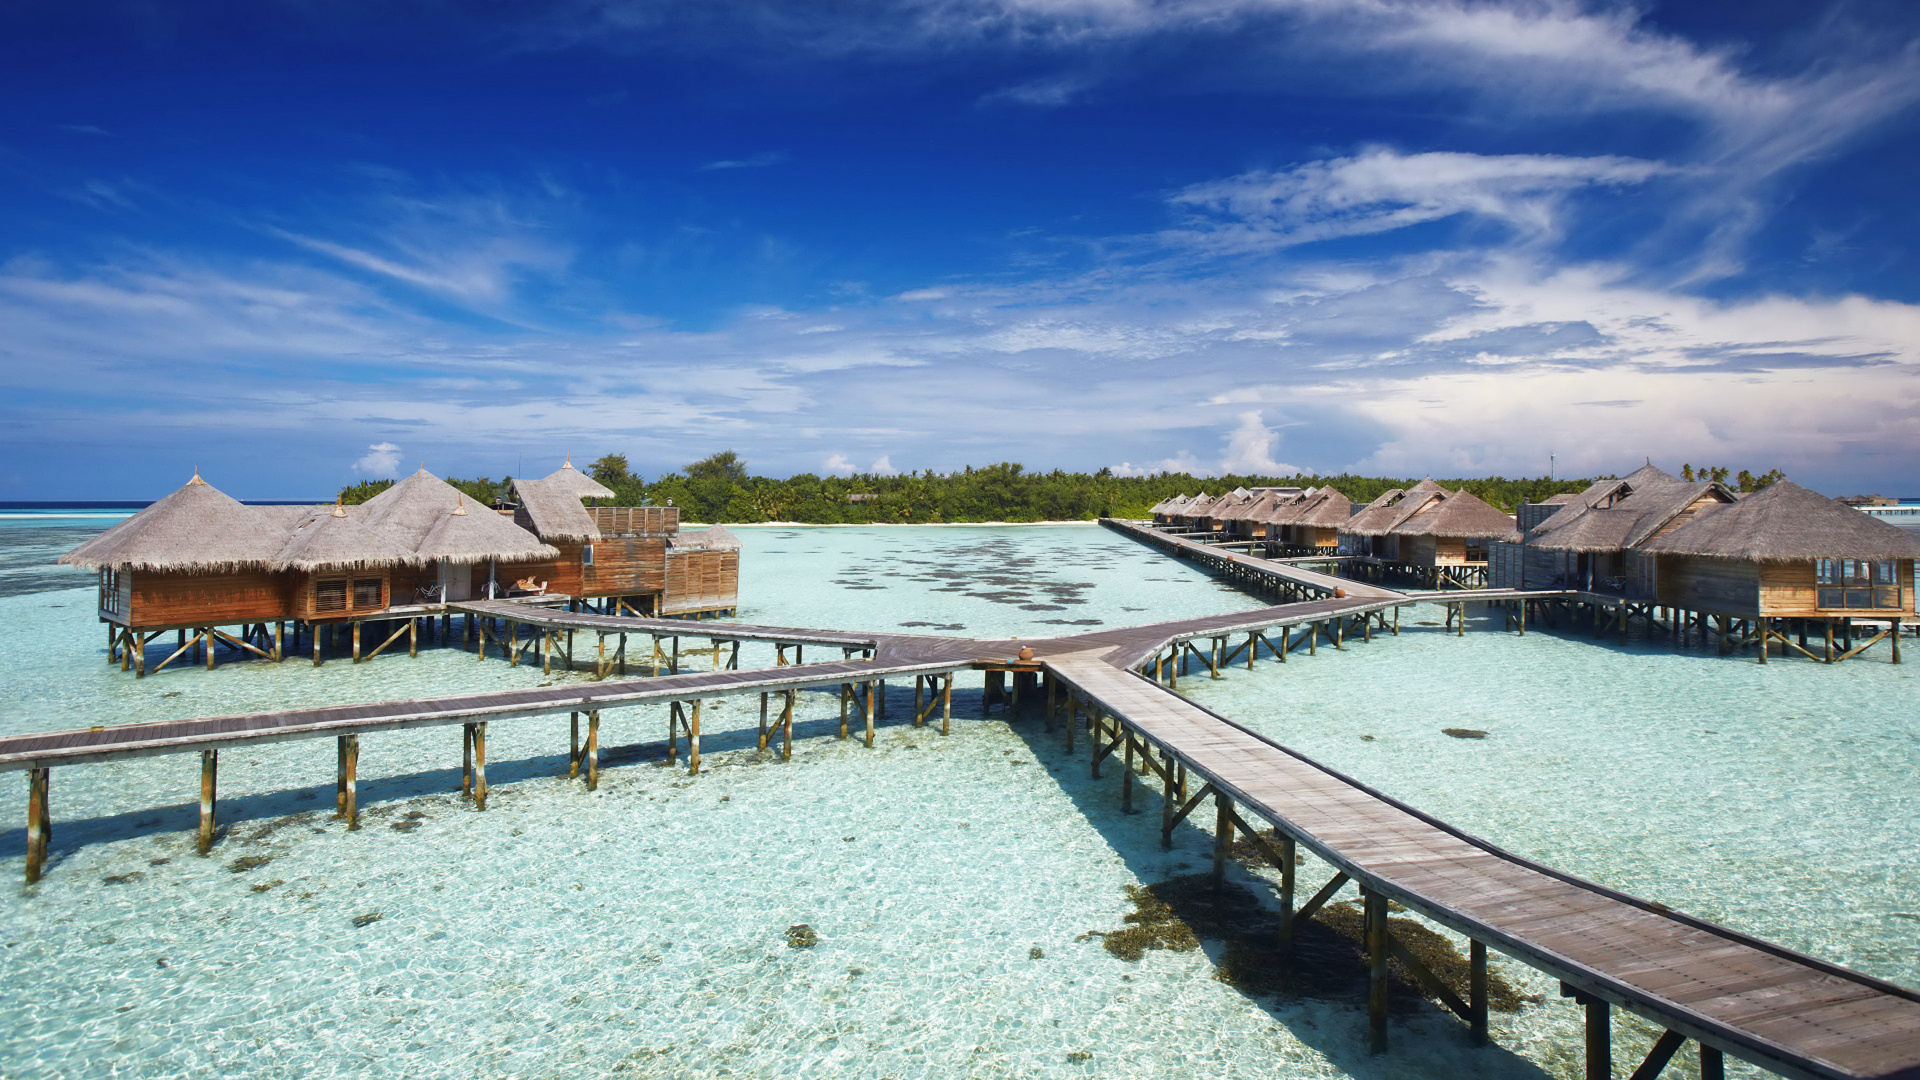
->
[0,522,1915,1079]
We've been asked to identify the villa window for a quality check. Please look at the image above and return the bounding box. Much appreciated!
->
[315,579,348,614]
[1815,558,1900,610]
[583,544,594,567]
[353,578,384,610]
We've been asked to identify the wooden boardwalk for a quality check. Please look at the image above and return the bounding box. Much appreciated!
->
[8,521,1920,1079]
[1044,653,1920,1080]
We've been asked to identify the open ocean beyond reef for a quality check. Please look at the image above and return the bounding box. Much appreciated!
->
[1,513,1915,1080]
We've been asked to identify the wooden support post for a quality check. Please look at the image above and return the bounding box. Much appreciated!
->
[197,749,218,855]
[1211,794,1232,885]
[352,620,362,662]
[1630,1031,1687,1080]
[470,723,487,810]
[1160,750,1176,850]
[340,735,360,828]
[781,689,795,761]
[1699,1045,1725,1080]
[1469,940,1489,1045]
[461,723,472,797]
[864,680,877,747]
[941,675,952,736]
[409,618,418,658]
[25,767,51,884]
[24,764,52,883]
[274,620,284,661]
[1277,834,1296,956]
[586,711,599,791]
[688,700,702,776]
[1893,620,1903,664]
[1121,732,1134,812]
[914,676,926,728]
[1366,890,1389,1054]
[766,692,777,749]
[569,712,581,778]
[667,703,680,765]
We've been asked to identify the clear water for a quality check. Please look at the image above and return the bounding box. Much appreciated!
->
[1,521,1914,1080]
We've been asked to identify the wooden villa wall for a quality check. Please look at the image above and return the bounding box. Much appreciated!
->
[1655,555,1760,617]
[1302,526,1338,549]
[1489,541,1523,588]
[126,569,293,629]
[580,536,667,597]
[661,549,739,615]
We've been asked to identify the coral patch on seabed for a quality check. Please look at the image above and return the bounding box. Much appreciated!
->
[1088,874,1528,1012]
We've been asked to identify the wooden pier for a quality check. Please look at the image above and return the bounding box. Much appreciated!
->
[8,522,1920,1079]
[1041,651,1920,1080]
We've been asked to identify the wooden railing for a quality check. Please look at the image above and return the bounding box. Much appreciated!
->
[590,506,679,535]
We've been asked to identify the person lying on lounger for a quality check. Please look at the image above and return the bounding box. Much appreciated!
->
[510,576,548,595]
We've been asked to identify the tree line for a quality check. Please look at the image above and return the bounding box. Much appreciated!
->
[338,452,1786,524]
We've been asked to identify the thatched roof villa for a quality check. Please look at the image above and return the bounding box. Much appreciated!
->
[64,462,739,673]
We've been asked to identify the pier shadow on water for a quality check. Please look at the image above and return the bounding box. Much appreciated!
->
[993,693,1557,1080]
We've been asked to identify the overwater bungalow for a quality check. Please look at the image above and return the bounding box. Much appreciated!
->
[1218,490,1286,541]
[1266,486,1351,551]
[1492,464,1734,594]
[1147,494,1185,524]
[1340,481,1512,587]
[1175,493,1219,531]
[63,462,738,675]
[1638,480,1919,659]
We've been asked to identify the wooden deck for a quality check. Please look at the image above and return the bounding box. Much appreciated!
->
[10,522,1920,1078]
[1044,653,1920,1080]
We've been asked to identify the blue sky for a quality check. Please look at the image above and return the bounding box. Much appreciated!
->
[2,0,1918,498]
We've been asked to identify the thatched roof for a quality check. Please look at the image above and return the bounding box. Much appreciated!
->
[1290,487,1354,528]
[276,505,422,572]
[1182,493,1218,518]
[1343,485,1447,537]
[541,458,616,500]
[64,467,566,576]
[1528,480,1731,553]
[1392,490,1515,539]
[359,467,468,548]
[1216,491,1274,522]
[417,496,560,565]
[1339,488,1405,537]
[673,525,742,551]
[59,472,289,572]
[511,476,601,543]
[1641,480,1920,561]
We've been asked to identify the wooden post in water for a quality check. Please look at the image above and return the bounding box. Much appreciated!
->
[1277,834,1296,956]
[197,749,218,855]
[688,700,702,776]
[1366,890,1389,1054]
[1212,794,1232,885]
[1700,1045,1725,1080]
[766,692,777,750]
[352,620,362,662]
[470,724,487,810]
[864,682,877,747]
[1121,732,1134,812]
[569,712,580,778]
[941,675,953,736]
[340,735,360,829]
[780,689,795,761]
[25,767,50,884]
[1583,994,1610,1079]
[1469,940,1489,1045]
[1160,751,1176,850]
[586,711,599,791]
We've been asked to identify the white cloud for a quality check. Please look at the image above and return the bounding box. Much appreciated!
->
[1169,148,1667,250]
[870,455,900,475]
[1218,410,1298,474]
[353,442,404,478]
[824,453,856,476]
[701,151,791,170]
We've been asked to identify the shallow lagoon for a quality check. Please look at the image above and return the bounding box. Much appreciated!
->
[0,522,1914,1079]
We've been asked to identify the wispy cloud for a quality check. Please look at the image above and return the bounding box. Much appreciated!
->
[1167,147,1667,251]
[700,151,790,170]
[57,123,114,136]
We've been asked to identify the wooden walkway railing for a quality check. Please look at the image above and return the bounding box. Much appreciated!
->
[1043,652,1920,1080]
